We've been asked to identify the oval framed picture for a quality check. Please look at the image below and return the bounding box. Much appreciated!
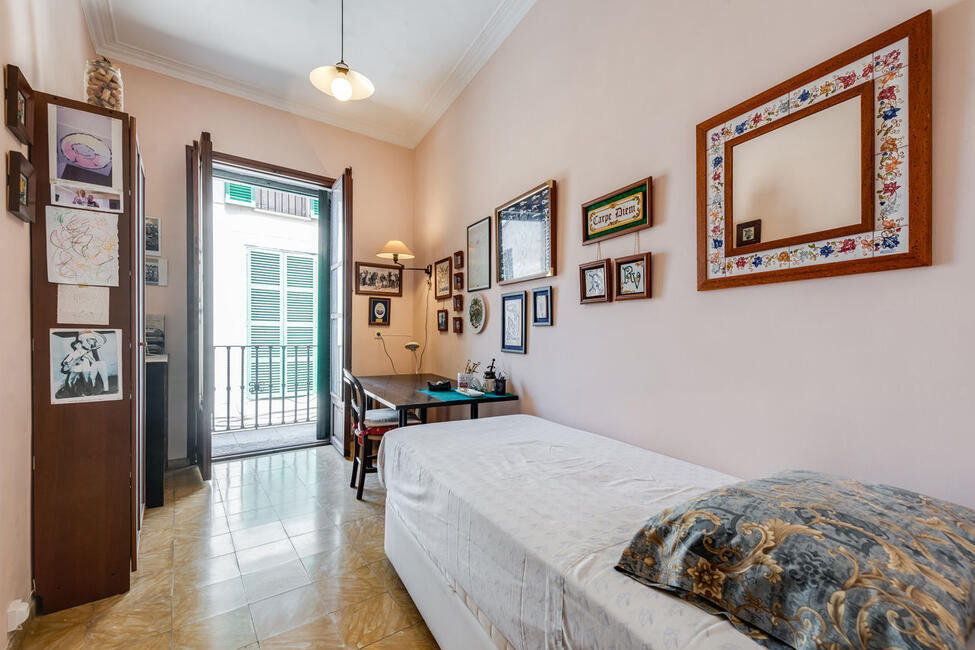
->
[468,294,487,334]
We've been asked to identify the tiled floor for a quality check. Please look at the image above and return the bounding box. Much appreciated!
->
[212,422,320,458]
[17,446,439,649]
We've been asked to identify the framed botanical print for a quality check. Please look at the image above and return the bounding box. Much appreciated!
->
[581,177,652,245]
[452,317,463,334]
[355,262,403,297]
[614,253,651,301]
[532,286,552,326]
[6,150,34,223]
[453,250,464,269]
[437,309,448,332]
[4,65,33,146]
[452,294,463,312]
[501,291,527,354]
[368,297,391,326]
[467,217,491,292]
[434,256,452,300]
[579,259,612,303]
[496,180,557,285]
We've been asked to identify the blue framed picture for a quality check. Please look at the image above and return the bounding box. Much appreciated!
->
[501,291,527,354]
[531,286,552,326]
[368,297,390,326]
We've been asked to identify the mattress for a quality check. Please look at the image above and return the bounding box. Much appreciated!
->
[378,414,763,649]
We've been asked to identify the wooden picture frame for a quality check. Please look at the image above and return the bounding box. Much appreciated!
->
[579,259,613,303]
[614,253,652,301]
[697,11,931,290]
[434,256,452,300]
[453,250,464,269]
[437,309,449,332]
[453,272,463,291]
[4,65,33,146]
[501,291,527,354]
[736,219,762,247]
[368,297,390,326]
[354,262,403,297]
[452,294,463,312]
[531,286,552,326]
[467,216,491,292]
[6,150,34,222]
[452,317,463,334]
[496,180,557,285]
[581,177,652,245]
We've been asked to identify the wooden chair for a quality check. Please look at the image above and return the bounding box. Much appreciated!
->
[344,369,420,500]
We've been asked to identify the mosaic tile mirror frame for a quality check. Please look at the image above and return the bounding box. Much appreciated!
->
[696,11,931,290]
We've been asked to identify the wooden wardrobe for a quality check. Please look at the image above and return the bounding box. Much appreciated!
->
[29,93,146,614]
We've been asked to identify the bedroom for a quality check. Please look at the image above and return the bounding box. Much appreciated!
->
[2,0,974,649]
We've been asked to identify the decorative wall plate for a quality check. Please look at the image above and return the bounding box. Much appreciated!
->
[468,293,487,334]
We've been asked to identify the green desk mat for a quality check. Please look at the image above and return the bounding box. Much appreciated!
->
[417,389,515,402]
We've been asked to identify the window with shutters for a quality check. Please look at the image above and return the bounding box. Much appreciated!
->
[246,248,318,398]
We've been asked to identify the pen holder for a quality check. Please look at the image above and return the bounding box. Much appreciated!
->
[493,378,506,395]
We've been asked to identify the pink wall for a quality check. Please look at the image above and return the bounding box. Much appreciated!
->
[412,0,975,508]
[0,0,95,634]
[120,65,417,460]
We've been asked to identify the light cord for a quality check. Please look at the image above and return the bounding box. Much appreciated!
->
[379,334,397,374]
[417,277,431,372]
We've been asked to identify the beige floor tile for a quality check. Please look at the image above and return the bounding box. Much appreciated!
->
[172,605,256,650]
[329,593,413,649]
[230,521,288,551]
[301,547,367,583]
[240,559,310,604]
[366,559,405,592]
[248,584,330,641]
[132,547,174,585]
[86,584,173,648]
[290,526,344,558]
[314,565,385,613]
[227,507,280,532]
[173,553,241,590]
[173,576,247,628]
[173,532,235,562]
[236,539,299,575]
[280,512,337,538]
[19,603,94,650]
[257,614,347,649]
[361,623,439,650]
[341,516,386,564]
[121,629,173,649]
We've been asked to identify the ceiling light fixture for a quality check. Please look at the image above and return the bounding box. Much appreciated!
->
[309,0,374,102]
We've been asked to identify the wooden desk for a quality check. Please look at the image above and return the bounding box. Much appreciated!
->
[357,373,519,426]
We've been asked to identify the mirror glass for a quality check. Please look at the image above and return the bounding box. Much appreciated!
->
[731,95,863,247]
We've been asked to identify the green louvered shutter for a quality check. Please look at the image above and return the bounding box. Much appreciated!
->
[226,182,255,206]
[247,250,282,397]
[284,254,317,396]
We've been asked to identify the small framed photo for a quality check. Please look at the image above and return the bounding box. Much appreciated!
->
[614,252,651,301]
[434,256,452,300]
[453,250,464,269]
[355,262,403,297]
[145,216,161,255]
[6,150,34,222]
[437,309,449,332]
[368,297,390,326]
[579,259,613,303]
[4,65,33,146]
[145,258,168,286]
[453,272,464,291]
[736,219,762,247]
[532,286,552,326]
[452,317,463,334]
[452,294,463,312]
[501,291,527,354]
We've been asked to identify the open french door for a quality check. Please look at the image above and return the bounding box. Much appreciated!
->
[327,169,353,455]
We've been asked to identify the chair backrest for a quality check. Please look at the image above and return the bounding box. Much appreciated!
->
[342,369,366,431]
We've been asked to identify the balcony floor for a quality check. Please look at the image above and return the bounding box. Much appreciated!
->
[212,421,321,458]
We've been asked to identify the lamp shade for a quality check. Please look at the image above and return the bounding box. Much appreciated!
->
[377,240,415,261]
[309,65,375,101]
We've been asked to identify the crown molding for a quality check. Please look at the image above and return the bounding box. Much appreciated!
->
[81,0,535,149]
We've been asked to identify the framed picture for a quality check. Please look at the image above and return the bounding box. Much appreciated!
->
[736,219,762,247]
[437,309,449,332]
[368,297,391,326]
[48,103,123,201]
[452,294,463,312]
[501,291,527,354]
[49,328,123,404]
[355,262,403,296]
[579,259,613,303]
[468,294,487,334]
[4,64,33,145]
[496,180,557,285]
[453,250,464,269]
[6,150,34,223]
[145,216,161,255]
[581,177,652,245]
[452,317,463,334]
[614,252,651,301]
[145,258,168,287]
[434,256,452,300]
[532,286,553,326]
[51,183,122,213]
[453,272,463,291]
[467,216,491,291]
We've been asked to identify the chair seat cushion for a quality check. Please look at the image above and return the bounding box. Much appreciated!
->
[355,425,395,443]
[363,407,420,429]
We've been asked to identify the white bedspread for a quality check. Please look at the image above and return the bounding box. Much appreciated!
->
[378,414,764,650]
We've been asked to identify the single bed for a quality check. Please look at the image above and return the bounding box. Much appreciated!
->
[379,414,763,649]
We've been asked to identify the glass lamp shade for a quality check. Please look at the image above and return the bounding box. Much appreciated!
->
[309,65,374,101]
[377,240,415,261]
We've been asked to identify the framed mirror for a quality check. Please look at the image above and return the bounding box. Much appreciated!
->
[697,11,931,290]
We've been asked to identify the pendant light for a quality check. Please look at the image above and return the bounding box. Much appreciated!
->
[309,0,374,101]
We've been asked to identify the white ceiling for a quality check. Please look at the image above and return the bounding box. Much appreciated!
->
[81,0,535,148]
